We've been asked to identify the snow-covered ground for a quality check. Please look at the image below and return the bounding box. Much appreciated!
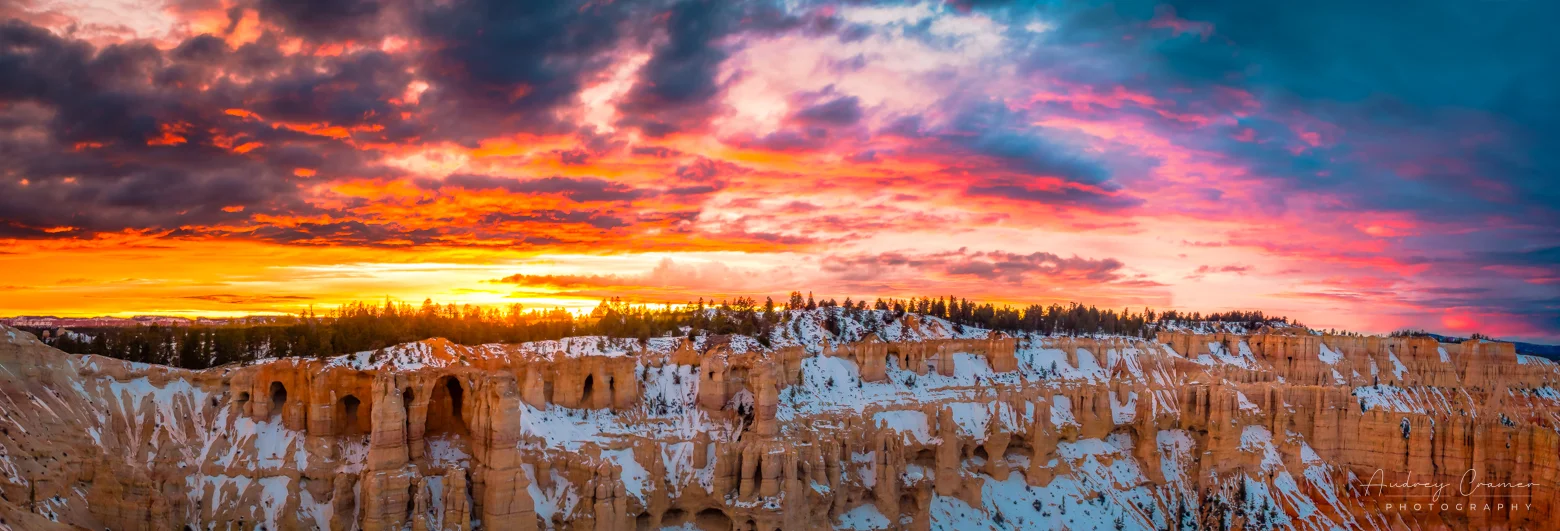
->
[5,312,1557,531]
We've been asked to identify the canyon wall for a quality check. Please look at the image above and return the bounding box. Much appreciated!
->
[0,313,1557,530]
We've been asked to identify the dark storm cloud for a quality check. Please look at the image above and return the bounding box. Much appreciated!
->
[436,174,652,202]
[170,33,230,62]
[0,19,417,237]
[790,95,863,127]
[243,50,414,129]
[615,0,732,137]
[942,101,1113,189]
[414,0,635,138]
[610,1,846,138]
[256,0,386,42]
[875,102,1136,211]
[246,220,444,246]
[480,210,631,230]
[1,0,752,246]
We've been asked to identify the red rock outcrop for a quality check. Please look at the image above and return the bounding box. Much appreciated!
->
[0,312,1557,530]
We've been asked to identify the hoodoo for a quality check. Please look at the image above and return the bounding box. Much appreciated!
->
[0,311,1557,530]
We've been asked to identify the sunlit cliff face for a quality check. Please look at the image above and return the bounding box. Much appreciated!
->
[0,0,1555,341]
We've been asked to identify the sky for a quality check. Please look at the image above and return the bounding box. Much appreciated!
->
[0,0,1556,342]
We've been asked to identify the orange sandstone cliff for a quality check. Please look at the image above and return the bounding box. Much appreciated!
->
[0,312,1556,530]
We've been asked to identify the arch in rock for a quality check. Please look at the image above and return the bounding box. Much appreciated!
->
[427,375,469,436]
[886,344,903,371]
[338,394,365,435]
[660,508,688,526]
[269,382,287,418]
[694,508,731,530]
[582,374,596,407]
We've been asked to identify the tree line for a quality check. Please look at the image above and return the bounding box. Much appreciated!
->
[789,292,1288,338]
[1390,328,1493,341]
[25,294,1290,370]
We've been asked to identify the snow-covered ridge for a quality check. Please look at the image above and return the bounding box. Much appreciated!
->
[4,317,1560,530]
[321,335,691,371]
[1154,319,1298,335]
[315,310,1003,373]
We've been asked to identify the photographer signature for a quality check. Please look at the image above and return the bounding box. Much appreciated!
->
[1359,469,1541,503]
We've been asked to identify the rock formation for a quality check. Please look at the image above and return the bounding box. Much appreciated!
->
[0,312,1557,530]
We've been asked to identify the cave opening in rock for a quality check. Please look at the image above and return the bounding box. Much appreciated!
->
[448,378,463,414]
[236,391,250,404]
[339,395,363,435]
[582,374,596,407]
[269,382,286,417]
[695,509,731,530]
[401,387,414,442]
[406,482,415,521]
[427,376,468,436]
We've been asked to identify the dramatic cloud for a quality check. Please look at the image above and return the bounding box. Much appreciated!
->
[0,0,1556,341]
[791,96,864,127]
[433,175,652,203]
[821,250,1127,285]
[1186,264,1250,280]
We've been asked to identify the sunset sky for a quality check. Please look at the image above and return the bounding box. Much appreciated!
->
[0,0,1556,341]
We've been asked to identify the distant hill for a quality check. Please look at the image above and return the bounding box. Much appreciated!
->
[1427,333,1560,361]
